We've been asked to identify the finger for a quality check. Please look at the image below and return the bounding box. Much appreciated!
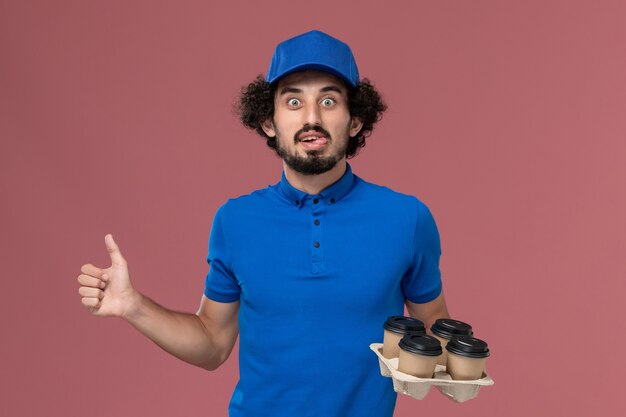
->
[81,297,101,308]
[79,287,104,299]
[77,274,106,289]
[105,234,126,266]
[80,263,103,279]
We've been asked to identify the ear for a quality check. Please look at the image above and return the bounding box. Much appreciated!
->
[261,118,276,138]
[349,117,363,138]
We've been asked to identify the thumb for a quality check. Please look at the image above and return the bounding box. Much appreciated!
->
[105,234,126,265]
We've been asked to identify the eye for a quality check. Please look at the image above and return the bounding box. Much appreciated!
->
[321,98,336,107]
[287,98,301,107]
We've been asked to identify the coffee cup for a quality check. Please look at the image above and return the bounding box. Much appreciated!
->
[382,316,425,358]
[397,334,442,378]
[430,318,473,365]
[445,336,490,380]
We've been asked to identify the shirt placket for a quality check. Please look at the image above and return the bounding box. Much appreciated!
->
[310,196,326,274]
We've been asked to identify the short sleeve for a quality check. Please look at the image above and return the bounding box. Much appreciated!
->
[204,204,241,302]
[401,199,443,304]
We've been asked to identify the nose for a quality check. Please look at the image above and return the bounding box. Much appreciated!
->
[303,102,322,126]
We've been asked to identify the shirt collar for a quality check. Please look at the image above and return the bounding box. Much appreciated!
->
[278,163,356,207]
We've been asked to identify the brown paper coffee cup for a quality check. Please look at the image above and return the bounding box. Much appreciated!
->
[430,319,473,366]
[432,334,449,366]
[382,316,425,359]
[445,336,490,381]
[383,329,403,359]
[446,352,487,380]
[397,334,442,378]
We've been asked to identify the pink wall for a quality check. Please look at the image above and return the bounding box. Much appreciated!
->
[1,1,624,416]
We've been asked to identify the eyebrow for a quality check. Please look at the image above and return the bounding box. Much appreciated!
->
[320,85,344,94]
[278,85,345,96]
[279,87,302,95]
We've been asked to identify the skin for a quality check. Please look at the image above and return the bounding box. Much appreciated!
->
[77,70,450,371]
[261,70,363,195]
[78,235,238,370]
[406,294,450,334]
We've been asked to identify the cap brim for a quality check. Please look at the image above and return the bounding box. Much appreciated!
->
[267,63,357,88]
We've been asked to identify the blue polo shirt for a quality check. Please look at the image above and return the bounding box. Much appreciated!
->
[204,163,442,417]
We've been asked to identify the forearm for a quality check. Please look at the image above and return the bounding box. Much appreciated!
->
[122,291,223,370]
[406,292,450,334]
[421,305,450,334]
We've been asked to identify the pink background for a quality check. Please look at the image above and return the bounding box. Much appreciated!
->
[1,1,624,416]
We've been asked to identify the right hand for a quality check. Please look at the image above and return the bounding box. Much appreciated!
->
[77,234,138,317]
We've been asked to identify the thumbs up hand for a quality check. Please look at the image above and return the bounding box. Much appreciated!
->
[77,234,138,318]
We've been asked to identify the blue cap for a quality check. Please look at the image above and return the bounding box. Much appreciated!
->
[266,30,360,88]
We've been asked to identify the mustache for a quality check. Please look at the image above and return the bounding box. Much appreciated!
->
[293,124,332,144]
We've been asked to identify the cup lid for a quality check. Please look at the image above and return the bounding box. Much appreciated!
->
[399,334,442,356]
[445,336,490,358]
[430,318,473,339]
[383,316,426,335]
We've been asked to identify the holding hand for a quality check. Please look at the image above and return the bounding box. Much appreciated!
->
[77,234,138,318]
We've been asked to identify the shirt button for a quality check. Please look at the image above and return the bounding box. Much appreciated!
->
[313,241,320,248]
[314,219,320,225]
[295,199,300,205]
[330,198,336,204]
[313,198,319,204]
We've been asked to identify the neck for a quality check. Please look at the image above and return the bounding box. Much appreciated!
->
[283,159,347,195]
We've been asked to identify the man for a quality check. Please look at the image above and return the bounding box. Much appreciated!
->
[77,30,450,417]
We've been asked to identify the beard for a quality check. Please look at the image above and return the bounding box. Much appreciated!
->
[274,123,349,175]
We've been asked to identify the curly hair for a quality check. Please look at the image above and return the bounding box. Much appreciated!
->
[236,75,387,159]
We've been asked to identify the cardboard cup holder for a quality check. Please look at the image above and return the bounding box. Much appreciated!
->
[370,343,494,403]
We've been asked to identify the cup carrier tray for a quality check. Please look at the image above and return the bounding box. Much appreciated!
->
[370,343,494,403]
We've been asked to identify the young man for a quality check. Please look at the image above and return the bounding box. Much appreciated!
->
[77,30,450,417]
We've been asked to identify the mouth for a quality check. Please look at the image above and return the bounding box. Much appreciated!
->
[297,127,331,150]
[298,135,329,150]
